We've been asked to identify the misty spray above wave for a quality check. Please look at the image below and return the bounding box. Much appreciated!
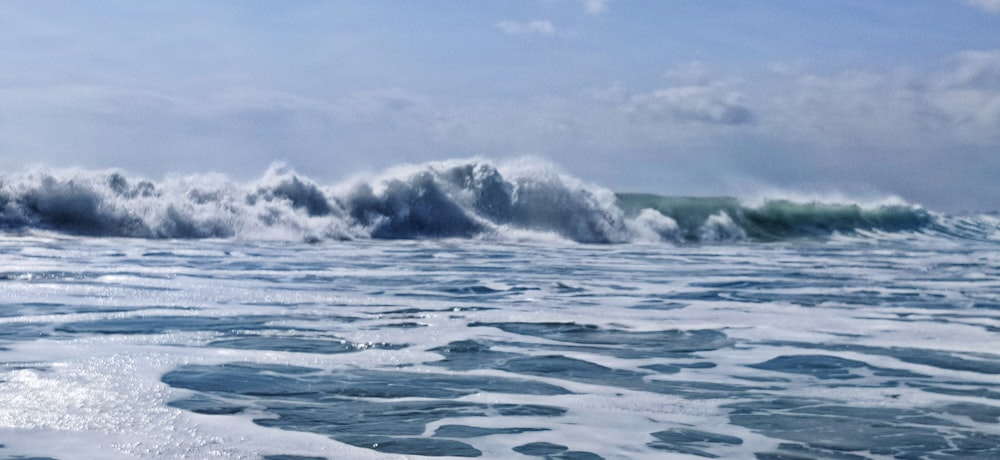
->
[0,158,989,243]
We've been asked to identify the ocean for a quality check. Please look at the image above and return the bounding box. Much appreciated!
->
[0,159,998,459]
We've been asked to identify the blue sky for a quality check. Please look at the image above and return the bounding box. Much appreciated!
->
[2,1,1000,211]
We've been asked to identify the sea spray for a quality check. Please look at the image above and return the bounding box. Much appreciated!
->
[0,159,986,243]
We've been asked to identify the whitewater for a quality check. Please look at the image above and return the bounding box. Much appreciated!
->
[0,159,998,459]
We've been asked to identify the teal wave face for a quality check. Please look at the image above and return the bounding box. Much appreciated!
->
[742,200,933,241]
[617,193,935,242]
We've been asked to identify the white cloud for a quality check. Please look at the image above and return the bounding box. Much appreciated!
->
[338,88,425,119]
[759,50,1000,150]
[966,0,1000,13]
[617,64,753,125]
[582,0,608,15]
[941,49,1000,89]
[627,85,753,125]
[930,50,1000,140]
[495,19,556,36]
[765,70,933,149]
[665,61,713,86]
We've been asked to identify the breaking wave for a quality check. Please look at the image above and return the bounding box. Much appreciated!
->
[0,159,992,243]
[615,194,945,242]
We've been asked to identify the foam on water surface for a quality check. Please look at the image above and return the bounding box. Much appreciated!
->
[0,338,390,459]
[0,230,998,458]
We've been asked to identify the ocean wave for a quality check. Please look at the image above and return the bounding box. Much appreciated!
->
[615,194,941,242]
[0,159,993,243]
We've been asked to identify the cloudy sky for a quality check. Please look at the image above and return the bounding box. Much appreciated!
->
[2,1,999,211]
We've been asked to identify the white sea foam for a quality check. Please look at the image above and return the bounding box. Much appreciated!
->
[2,158,987,244]
[0,224,998,457]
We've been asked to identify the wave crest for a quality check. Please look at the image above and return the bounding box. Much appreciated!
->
[615,194,946,242]
[0,159,990,243]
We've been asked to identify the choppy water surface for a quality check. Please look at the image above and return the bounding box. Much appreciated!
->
[0,234,998,459]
